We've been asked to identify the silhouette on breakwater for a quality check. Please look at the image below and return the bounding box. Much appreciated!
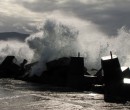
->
[1,51,130,103]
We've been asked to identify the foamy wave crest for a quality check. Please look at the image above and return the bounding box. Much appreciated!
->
[108,26,130,66]
[0,40,34,63]
[26,19,130,76]
[26,19,80,75]
[1,19,130,76]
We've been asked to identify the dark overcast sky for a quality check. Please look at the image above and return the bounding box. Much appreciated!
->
[0,0,130,35]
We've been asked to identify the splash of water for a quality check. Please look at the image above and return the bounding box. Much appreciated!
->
[1,19,130,76]
[0,40,34,64]
[108,26,130,66]
[26,19,130,76]
[26,19,80,75]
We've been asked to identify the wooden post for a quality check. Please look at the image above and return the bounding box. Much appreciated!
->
[110,51,113,59]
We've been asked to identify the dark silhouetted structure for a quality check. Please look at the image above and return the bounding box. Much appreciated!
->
[101,52,130,102]
[0,56,28,78]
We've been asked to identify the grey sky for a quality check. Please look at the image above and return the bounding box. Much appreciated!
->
[0,0,130,35]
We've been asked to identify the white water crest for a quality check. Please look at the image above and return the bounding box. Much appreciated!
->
[26,19,80,75]
[1,19,130,76]
[0,40,34,64]
[25,19,130,76]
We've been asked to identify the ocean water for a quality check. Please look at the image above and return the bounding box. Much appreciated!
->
[1,19,130,109]
[0,78,130,110]
[2,20,130,77]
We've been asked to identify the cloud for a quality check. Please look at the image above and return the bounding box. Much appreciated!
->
[0,14,37,33]
[0,0,130,35]
[0,0,44,33]
[14,0,130,35]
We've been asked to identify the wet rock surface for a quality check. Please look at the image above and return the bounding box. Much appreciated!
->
[0,79,130,110]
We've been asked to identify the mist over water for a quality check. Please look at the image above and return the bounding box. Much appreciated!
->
[26,19,80,75]
[1,19,130,76]
[0,40,34,64]
[26,19,130,76]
